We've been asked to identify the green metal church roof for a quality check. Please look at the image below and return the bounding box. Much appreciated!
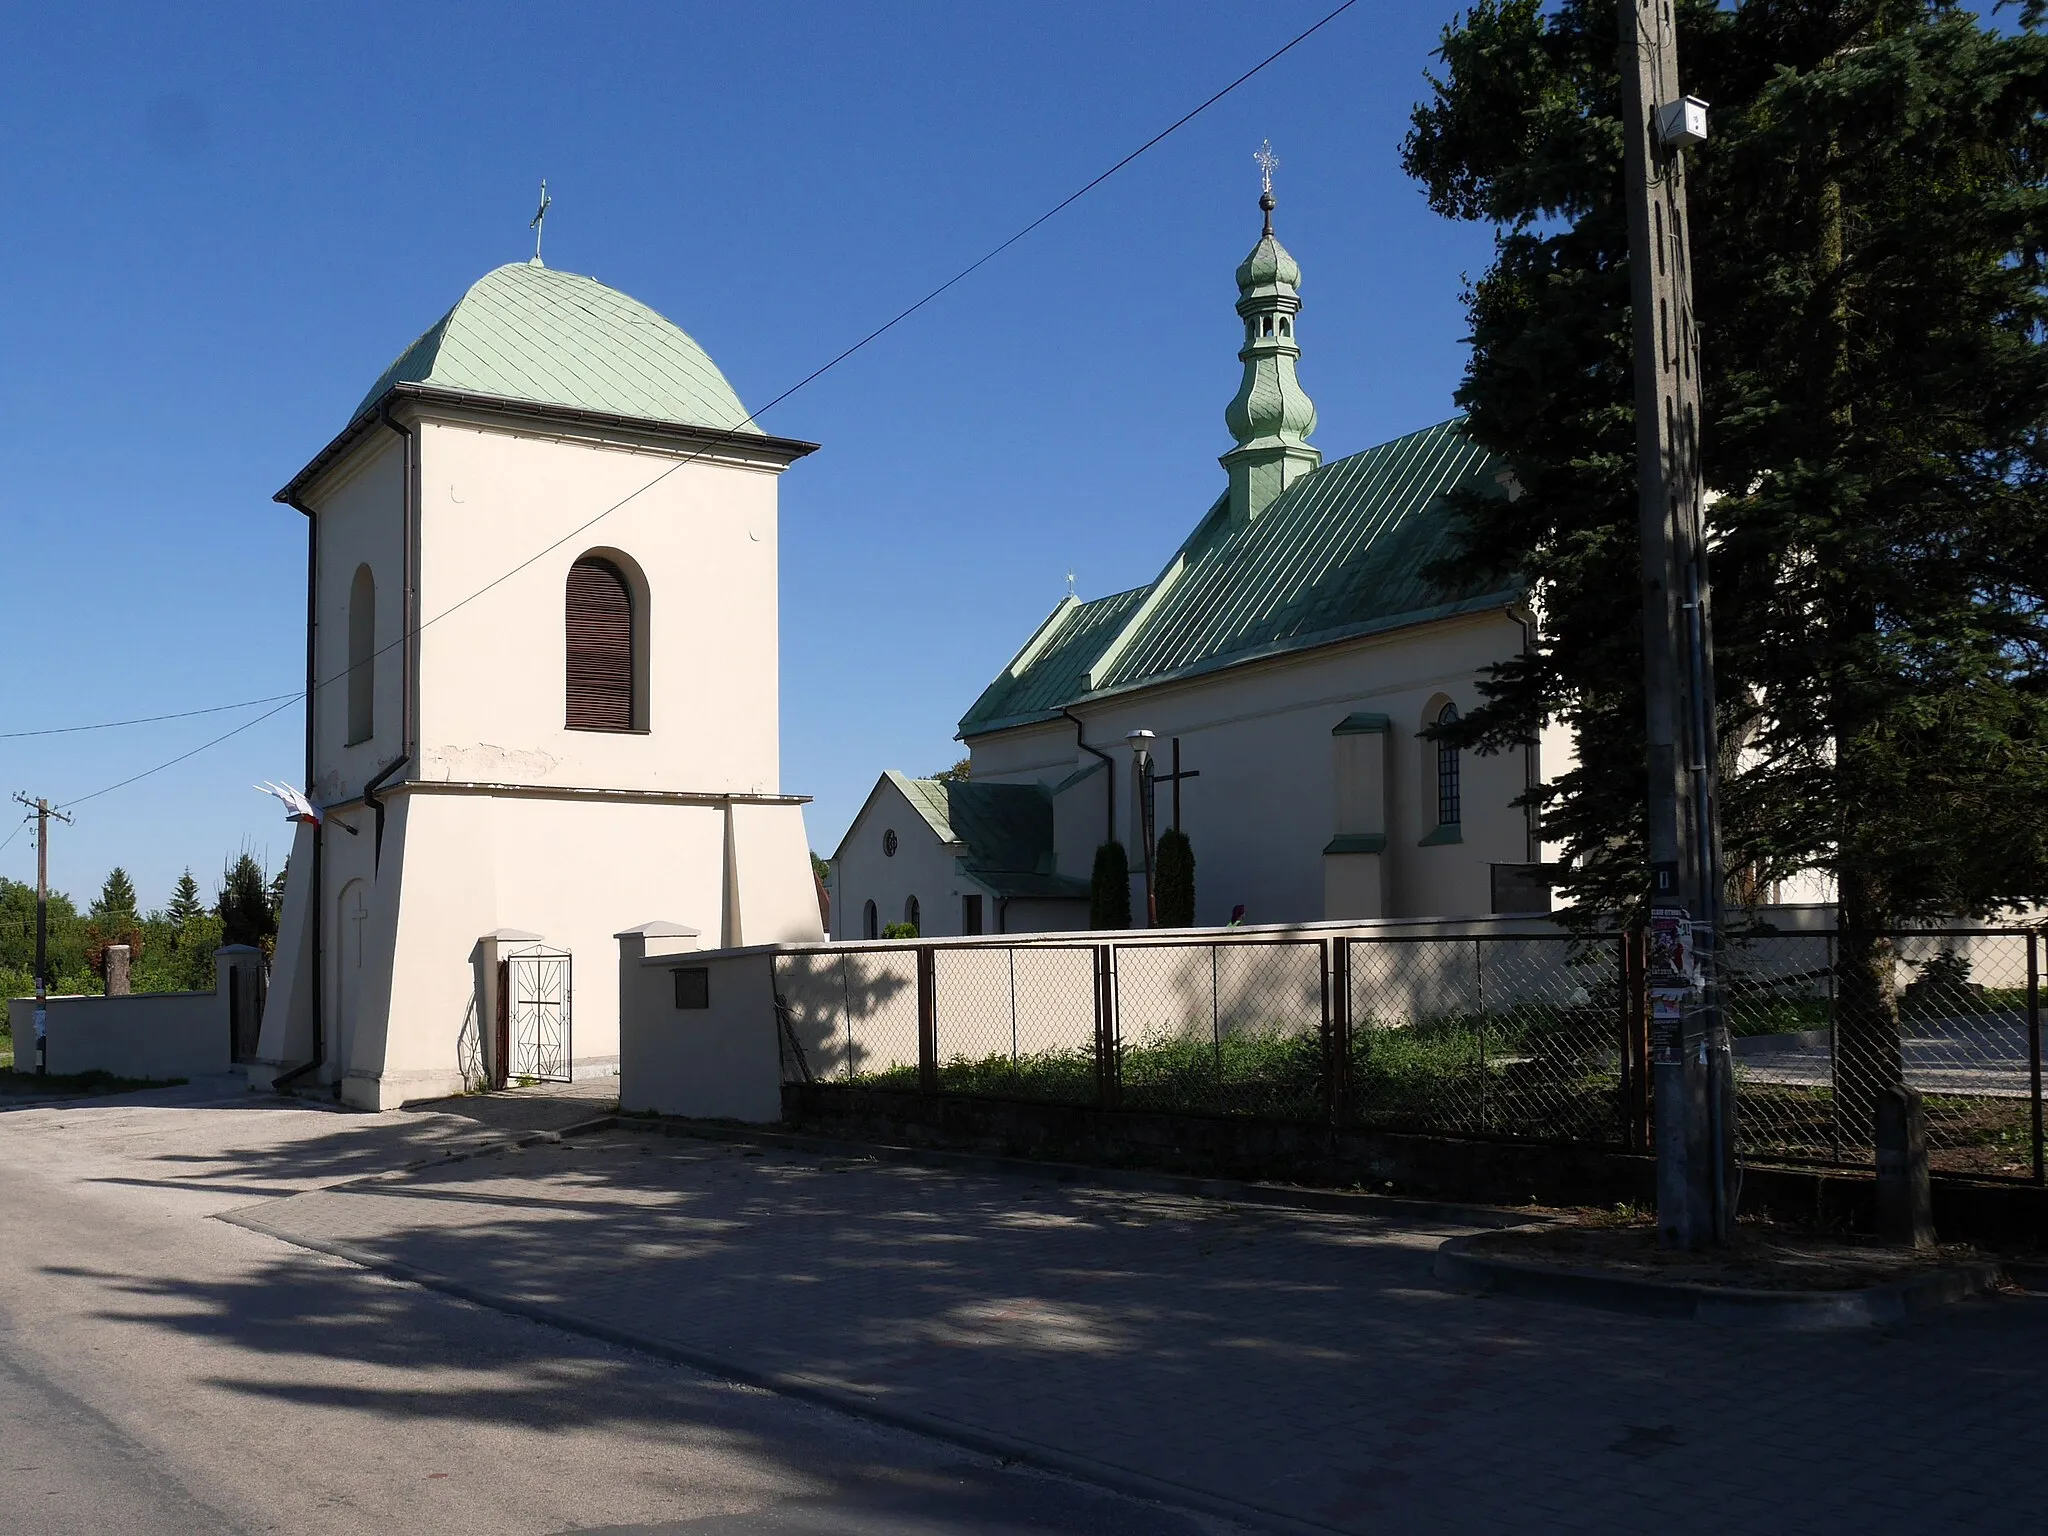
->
[352,262,757,434]
[958,418,1520,738]
[886,772,1089,901]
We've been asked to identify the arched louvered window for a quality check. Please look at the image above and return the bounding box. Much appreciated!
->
[347,565,375,745]
[565,555,637,731]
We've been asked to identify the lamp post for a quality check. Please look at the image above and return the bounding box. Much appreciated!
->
[1127,729,1158,927]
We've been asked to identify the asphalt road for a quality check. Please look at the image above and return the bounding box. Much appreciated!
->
[0,1078,1232,1535]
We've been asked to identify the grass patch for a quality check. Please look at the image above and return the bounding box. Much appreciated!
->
[850,1005,1627,1143]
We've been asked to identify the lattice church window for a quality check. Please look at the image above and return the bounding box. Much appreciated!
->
[1436,701,1462,828]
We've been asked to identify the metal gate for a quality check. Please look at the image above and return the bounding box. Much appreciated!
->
[504,946,573,1083]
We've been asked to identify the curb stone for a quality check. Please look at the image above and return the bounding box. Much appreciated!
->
[1433,1233,2008,1327]
[612,1112,1548,1230]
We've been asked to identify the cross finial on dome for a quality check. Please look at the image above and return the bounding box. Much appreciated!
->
[1254,140,1279,234]
[529,179,552,267]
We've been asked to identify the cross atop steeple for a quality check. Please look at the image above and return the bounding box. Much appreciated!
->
[1254,140,1279,233]
[529,180,552,267]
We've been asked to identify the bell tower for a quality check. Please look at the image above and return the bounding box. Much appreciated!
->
[1222,143,1319,521]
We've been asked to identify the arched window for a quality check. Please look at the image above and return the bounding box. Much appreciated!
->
[862,900,878,940]
[1435,701,1462,828]
[566,554,639,731]
[347,564,375,745]
[1280,316,1292,338]
[904,895,921,933]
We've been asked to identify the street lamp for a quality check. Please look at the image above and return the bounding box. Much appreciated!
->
[1127,729,1157,927]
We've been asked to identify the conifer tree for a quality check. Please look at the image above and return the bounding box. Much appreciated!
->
[1089,842,1132,930]
[217,852,277,952]
[166,869,202,927]
[92,867,138,924]
[1155,828,1196,927]
[1405,0,2048,1131]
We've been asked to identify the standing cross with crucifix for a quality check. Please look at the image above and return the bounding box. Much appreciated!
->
[1151,736,1200,831]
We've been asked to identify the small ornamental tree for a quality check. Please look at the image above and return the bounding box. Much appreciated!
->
[1089,841,1132,929]
[1155,828,1196,927]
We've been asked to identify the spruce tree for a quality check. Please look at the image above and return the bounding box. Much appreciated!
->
[92,867,138,924]
[217,852,278,952]
[1089,842,1132,929]
[1155,828,1196,927]
[1405,0,2048,1132]
[166,869,202,927]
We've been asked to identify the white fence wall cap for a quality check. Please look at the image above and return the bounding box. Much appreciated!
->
[616,921,702,939]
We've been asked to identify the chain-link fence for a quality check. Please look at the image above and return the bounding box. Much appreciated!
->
[1727,927,2046,1181]
[1348,935,1629,1143]
[774,925,2046,1179]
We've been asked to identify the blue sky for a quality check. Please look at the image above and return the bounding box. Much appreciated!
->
[0,1,1493,911]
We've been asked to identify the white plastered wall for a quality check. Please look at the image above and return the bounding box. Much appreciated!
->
[965,609,1535,926]
[413,415,783,794]
[260,397,818,1109]
[831,776,969,940]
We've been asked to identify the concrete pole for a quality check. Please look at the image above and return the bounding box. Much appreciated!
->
[1618,0,1734,1246]
[14,794,71,1077]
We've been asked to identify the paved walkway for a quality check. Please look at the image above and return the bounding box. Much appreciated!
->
[0,1077,1217,1534]
[229,1126,2048,1534]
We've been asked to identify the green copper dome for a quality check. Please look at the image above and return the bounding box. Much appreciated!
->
[353,261,757,434]
[1234,231,1302,297]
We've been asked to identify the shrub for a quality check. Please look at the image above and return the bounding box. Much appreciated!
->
[1155,829,1195,927]
[1090,842,1131,929]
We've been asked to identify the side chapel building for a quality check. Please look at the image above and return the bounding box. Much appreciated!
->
[833,187,1561,938]
[252,258,825,1110]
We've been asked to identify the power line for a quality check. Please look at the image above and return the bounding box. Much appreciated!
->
[0,812,30,857]
[0,692,300,741]
[45,0,1359,813]
[60,696,302,811]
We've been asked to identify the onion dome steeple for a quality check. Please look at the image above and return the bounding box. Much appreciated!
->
[1222,142,1319,521]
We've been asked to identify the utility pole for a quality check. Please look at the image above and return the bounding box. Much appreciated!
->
[1618,0,1734,1247]
[12,793,73,1077]
[1126,730,1158,927]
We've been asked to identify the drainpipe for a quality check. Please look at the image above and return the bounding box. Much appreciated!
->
[1509,604,1541,864]
[361,753,410,872]
[377,401,416,764]
[274,497,324,1092]
[1061,707,1116,847]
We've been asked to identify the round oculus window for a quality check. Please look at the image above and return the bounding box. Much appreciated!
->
[883,829,898,857]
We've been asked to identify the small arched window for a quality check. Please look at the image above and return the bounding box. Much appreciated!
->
[1435,701,1462,828]
[347,564,375,745]
[566,554,639,731]
[1280,316,1292,338]
[862,900,878,940]
[904,895,921,933]
[1262,314,1275,337]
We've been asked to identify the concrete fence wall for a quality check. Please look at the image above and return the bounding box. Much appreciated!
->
[5,947,264,1081]
[614,903,1980,1122]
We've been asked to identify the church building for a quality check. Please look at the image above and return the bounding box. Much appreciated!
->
[832,182,1557,937]
[252,254,825,1110]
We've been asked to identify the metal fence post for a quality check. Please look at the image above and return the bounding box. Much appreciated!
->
[916,945,937,1094]
[1623,928,1650,1152]
[1093,943,1121,1110]
[2030,930,2044,1187]
[1322,938,1351,1126]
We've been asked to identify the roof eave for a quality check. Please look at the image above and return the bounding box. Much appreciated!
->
[275,381,820,511]
[963,590,1524,733]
